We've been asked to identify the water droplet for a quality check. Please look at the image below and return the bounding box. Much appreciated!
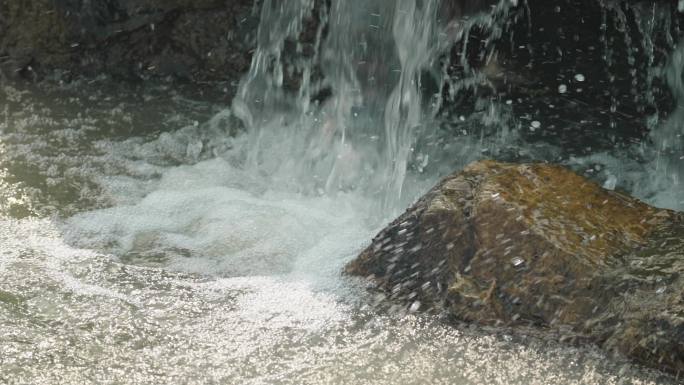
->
[409,301,421,313]
[392,284,402,294]
[511,257,525,267]
[602,174,617,190]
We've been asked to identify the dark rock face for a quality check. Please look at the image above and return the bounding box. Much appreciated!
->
[0,0,258,82]
[347,160,683,375]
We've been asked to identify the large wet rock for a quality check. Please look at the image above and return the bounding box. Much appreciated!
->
[347,160,683,374]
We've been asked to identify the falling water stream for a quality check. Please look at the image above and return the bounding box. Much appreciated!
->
[0,0,682,384]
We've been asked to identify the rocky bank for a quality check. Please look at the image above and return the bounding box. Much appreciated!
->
[0,0,258,82]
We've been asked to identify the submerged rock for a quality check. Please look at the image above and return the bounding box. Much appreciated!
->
[347,160,683,375]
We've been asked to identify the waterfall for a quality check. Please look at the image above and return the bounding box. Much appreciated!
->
[229,0,683,213]
[230,0,516,216]
[648,38,684,206]
[597,1,684,208]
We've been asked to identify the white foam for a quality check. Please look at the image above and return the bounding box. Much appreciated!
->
[63,155,376,278]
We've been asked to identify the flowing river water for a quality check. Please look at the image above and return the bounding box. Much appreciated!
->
[0,1,683,384]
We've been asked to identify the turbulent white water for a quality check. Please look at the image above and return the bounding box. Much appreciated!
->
[63,150,375,278]
[232,0,517,215]
[0,0,683,384]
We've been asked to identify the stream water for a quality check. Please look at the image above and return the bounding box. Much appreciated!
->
[0,0,682,384]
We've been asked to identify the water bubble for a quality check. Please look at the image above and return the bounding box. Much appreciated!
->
[530,121,541,131]
[511,257,525,267]
[408,301,421,313]
[558,84,567,94]
[574,74,585,82]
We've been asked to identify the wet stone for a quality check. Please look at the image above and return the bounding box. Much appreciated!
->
[346,160,684,375]
[0,0,257,82]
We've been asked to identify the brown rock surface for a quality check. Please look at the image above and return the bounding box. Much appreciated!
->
[347,160,684,375]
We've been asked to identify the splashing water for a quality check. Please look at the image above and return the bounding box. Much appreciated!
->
[1,1,683,384]
[230,0,684,215]
[647,38,684,207]
[232,0,516,216]
[566,1,684,210]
